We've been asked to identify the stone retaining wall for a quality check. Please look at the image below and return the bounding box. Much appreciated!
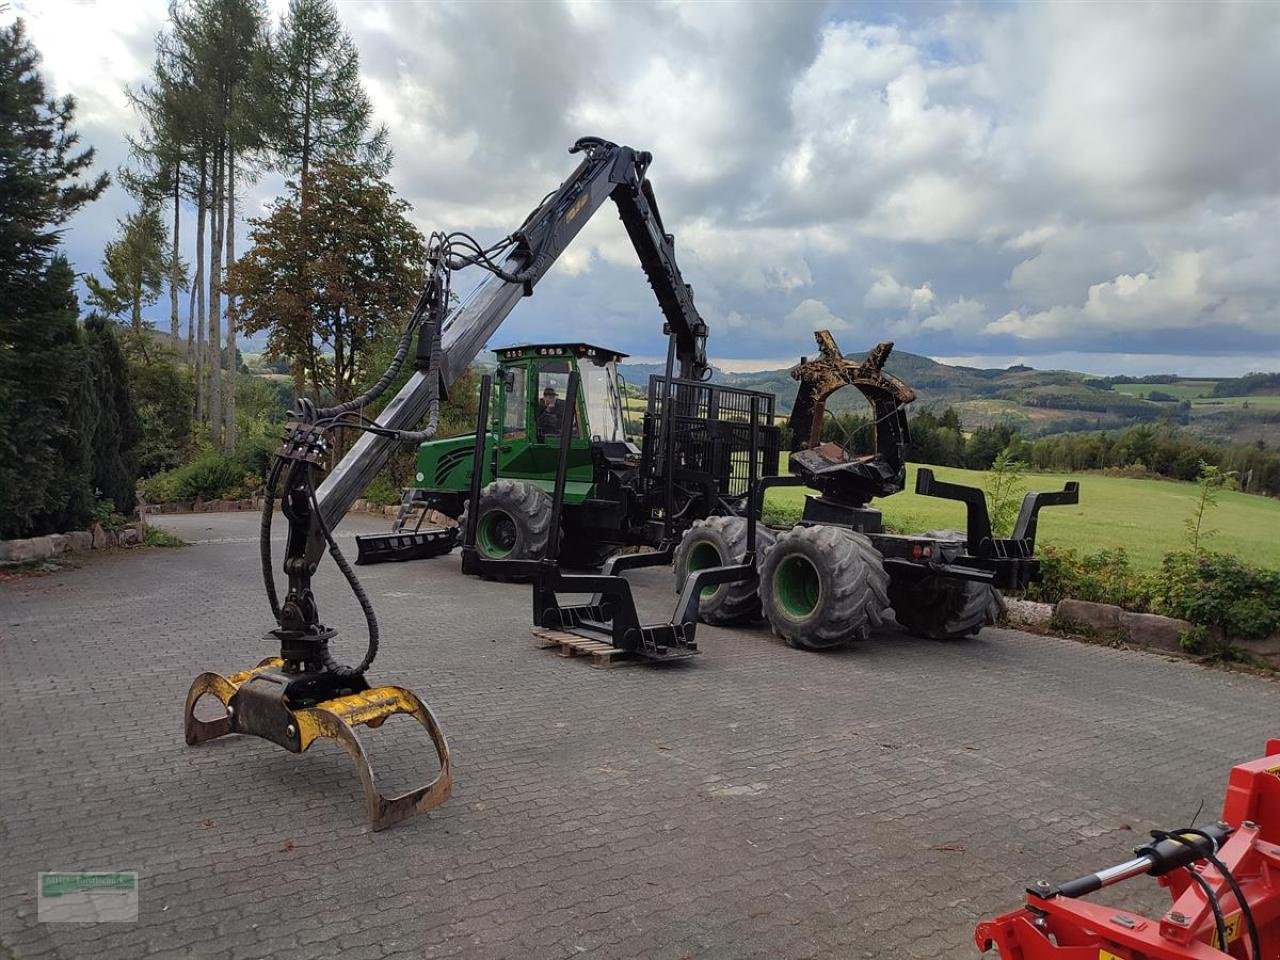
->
[0,522,145,565]
[1049,598,1279,668]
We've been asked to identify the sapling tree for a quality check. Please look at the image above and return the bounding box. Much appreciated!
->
[1185,460,1237,554]
[985,449,1027,537]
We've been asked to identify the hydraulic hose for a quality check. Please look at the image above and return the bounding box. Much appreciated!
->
[308,475,380,678]
[1151,827,1261,960]
[259,458,284,621]
[312,305,419,421]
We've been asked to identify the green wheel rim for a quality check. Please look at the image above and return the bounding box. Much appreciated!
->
[775,554,820,619]
[477,510,517,558]
[686,541,724,600]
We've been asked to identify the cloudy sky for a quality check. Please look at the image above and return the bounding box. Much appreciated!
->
[11,0,1280,375]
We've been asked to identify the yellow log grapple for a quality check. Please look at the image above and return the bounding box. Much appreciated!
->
[184,658,451,831]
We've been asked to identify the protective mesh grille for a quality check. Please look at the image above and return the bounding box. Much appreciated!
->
[641,377,781,498]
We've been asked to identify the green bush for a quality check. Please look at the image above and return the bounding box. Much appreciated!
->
[234,431,278,479]
[130,359,194,476]
[143,526,185,548]
[1023,545,1279,660]
[363,471,402,507]
[92,498,129,532]
[139,453,261,503]
[1024,546,1155,610]
[1156,551,1280,645]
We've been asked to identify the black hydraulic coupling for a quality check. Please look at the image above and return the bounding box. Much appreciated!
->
[1042,822,1233,900]
[1135,822,1233,877]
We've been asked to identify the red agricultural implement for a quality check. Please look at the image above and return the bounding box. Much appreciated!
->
[976,740,1279,960]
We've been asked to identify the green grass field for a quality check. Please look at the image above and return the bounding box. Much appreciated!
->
[1112,380,1218,400]
[763,462,1280,571]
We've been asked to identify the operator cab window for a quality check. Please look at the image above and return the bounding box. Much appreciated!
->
[580,358,624,442]
[502,366,527,439]
[534,358,581,442]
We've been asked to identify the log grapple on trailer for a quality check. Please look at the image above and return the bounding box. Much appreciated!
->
[976,740,1280,960]
[682,329,1081,650]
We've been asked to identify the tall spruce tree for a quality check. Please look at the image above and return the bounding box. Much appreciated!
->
[0,21,109,538]
[125,54,199,346]
[0,20,108,304]
[263,0,389,395]
[269,0,389,192]
[162,0,268,448]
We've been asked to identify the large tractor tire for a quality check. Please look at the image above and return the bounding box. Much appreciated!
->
[460,479,552,561]
[758,524,889,650]
[889,575,1006,640]
[557,535,618,570]
[673,516,777,625]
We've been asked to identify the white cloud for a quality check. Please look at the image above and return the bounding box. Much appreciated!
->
[8,0,1277,372]
[864,270,935,314]
[989,252,1210,339]
[784,298,851,335]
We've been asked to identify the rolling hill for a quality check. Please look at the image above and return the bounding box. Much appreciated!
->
[621,350,1280,443]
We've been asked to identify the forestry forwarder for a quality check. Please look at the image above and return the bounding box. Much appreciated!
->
[181,137,754,830]
[357,338,780,574]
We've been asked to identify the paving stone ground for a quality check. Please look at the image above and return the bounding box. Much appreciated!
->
[1,511,1275,960]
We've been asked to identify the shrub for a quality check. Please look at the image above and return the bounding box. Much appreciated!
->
[1024,546,1155,610]
[139,453,262,503]
[1156,551,1280,646]
[1024,545,1279,662]
[985,450,1026,536]
[130,359,194,476]
[363,471,402,507]
[92,498,129,532]
[143,526,185,548]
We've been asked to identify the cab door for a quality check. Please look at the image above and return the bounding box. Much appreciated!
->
[492,362,530,478]
[502,357,593,485]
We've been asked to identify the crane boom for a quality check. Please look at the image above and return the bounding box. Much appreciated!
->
[317,137,710,528]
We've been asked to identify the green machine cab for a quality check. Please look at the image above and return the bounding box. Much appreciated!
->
[417,342,629,513]
[363,342,646,568]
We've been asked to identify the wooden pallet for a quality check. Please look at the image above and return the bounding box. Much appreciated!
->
[531,628,639,669]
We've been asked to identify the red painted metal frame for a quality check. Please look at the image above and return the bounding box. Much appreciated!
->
[975,740,1280,960]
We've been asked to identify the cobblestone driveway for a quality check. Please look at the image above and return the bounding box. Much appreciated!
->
[1,511,1274,959]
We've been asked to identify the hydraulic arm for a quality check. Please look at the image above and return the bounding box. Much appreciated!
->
[183,137,717,830]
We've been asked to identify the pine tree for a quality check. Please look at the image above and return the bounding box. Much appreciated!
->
[163,0,268,448]
[264,0,389,395]
[269,0,389,194]
[85,203,179,345]
[0,20,108,304]
[125,57,197,346]
[0,21,109,538]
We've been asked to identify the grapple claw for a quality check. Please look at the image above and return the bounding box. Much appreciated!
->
[302,686,452,830]
[183,664,452,831]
